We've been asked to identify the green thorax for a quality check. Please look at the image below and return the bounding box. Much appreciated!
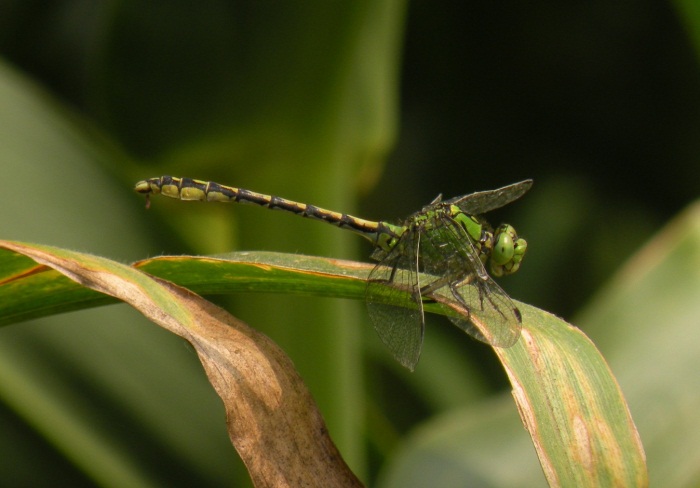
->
[373,203,526,278]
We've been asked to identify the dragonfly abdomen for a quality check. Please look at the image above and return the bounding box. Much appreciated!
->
[135,176,397,244]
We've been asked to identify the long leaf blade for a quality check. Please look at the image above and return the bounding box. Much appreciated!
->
[0,241,647,485]
[0,241,362,487]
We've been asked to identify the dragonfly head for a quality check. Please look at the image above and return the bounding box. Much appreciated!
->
[489,224,527,277]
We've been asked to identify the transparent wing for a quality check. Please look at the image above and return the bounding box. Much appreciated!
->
[444,179,532,215]
[439,274,522,347]
[366,229,425,371]
[419,214,522,347]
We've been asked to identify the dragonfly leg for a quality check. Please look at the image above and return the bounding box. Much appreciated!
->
[418,275,452,296]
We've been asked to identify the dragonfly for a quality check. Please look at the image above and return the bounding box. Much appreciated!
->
[135,175,532,370]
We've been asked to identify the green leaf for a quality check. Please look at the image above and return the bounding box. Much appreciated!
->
[0,240,647,486]
[579,202,700,487]
[0,249,371,326]
[377,304,647,487]
[497,306,647,486]
[0,241,363,487]
[137,252,373,299]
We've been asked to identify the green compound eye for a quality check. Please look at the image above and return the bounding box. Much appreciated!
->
[492,225,515,266]
[490,224,527,277]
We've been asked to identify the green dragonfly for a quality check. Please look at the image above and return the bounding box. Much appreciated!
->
[135,176,532,370]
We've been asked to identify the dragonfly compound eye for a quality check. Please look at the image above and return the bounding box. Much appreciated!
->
[490,224,527,277]
[491,224,515,266]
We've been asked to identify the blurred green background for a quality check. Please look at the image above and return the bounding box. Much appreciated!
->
[1,1,699,486]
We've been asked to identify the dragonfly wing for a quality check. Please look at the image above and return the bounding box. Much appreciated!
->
[444,179,532,215]
[420,215,522,347]
[439,274,522,347]
[366,229,425,371]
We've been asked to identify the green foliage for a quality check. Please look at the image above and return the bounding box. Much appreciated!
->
[0,240,646,486]
[1,1,699,486]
